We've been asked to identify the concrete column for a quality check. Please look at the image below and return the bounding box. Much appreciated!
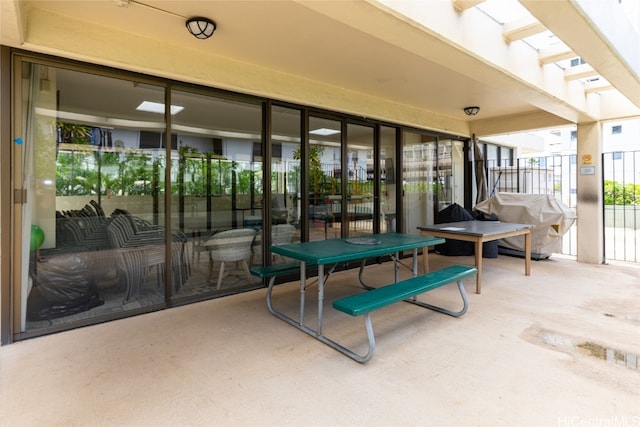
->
[576,122,604,264]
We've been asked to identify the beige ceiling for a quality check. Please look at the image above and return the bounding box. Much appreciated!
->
[1,0,639,139]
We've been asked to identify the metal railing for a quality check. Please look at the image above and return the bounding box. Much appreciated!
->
[602,150,639,263]
[485,152,640,264]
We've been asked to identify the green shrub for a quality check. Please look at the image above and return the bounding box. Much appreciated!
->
[604,180,640,205]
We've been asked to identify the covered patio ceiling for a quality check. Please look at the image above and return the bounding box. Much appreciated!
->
[1,0,639,139]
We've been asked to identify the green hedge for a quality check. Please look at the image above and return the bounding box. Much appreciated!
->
[604,180,640,205]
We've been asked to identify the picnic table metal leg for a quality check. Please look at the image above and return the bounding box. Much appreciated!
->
[406,279,469,317]
[266,274,309,331]
[264,260,325,329]
[395,251,399,283]
[319,314,375,363]
[264,261,373,363]
[358,249,419,289]
[312,314,375,364]
[266,276,277,314]
[264,262,323,336]
[358,259,371,290]
[300,261,306,326]
[317,264,325,335]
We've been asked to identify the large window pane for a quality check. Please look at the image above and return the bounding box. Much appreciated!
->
[171,90,262,296]
[346,123,375,237]
[308,117,341,241]
[267,106,302,264]
[438,139,465,209]
[20,64,169,332]
[403,132,436,234]
[380,126,397,232]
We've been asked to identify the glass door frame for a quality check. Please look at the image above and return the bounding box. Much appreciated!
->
[397,129,471,234]
[302,112,381,242]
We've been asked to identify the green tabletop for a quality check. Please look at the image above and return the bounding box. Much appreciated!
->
[270,233,445,265]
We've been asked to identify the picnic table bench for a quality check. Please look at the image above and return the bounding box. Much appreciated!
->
[332,264,477,363]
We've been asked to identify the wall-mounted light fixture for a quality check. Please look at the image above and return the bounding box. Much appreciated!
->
[186,17,216,39]
[463,106,480,116]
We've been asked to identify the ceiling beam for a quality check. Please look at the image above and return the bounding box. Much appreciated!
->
[583,78,614,94]
[538,42,575,65]
[470,110,573,137]
[0,0,25,46]
[564,64,598,81]
[503,16,546,43]
[451,0,485,13]
[521,0,640,109]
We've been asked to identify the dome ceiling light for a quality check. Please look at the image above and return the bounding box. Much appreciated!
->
[463,106,480,116]
[186,17,217,40]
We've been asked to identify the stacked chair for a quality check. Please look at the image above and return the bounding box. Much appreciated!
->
[106,210,190,303]
[50,203,191,304]
[55,203,110,252]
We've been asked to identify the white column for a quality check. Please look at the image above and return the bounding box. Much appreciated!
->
[576,122,604,264]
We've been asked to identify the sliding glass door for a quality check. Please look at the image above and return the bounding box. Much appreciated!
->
[267,106,302,264]
[14,59,264,337]
[437,138,466,209]
[380,126,397,232]
[402,133,466,234]
[346,123,375,237]
[15,62,169,333]
[170,89,262,296]
[308,116,342,241]
[402,132,436,234]
[305,117,377,240]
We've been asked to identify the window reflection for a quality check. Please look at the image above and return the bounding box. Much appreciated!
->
[23,65,171,332]
[170,90,262,295]
[20,64,265,333]
[268,106,302,264]
[402,133,436,234]
[346,124,375,237]
[380,126,397,232]
[15,57,465,340]
[308,117,342,241]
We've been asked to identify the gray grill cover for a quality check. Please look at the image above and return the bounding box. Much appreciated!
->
[474,193,576,256]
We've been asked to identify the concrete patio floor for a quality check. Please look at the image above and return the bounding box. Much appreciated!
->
[1,253,639,426]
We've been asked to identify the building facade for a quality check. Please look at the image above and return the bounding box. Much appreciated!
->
[1,0,639,343]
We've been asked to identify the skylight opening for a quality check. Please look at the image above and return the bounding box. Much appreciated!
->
[475,0,529,24]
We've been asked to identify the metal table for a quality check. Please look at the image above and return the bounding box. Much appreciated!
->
[268,233,445,361]
[418,221,533,294]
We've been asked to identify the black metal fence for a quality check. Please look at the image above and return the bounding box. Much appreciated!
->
[484,151,640,264]
[602,150,639,263]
